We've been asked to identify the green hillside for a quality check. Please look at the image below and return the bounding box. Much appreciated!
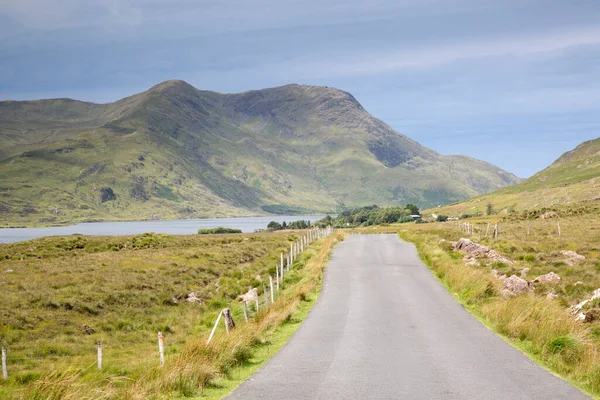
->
[430,137,600,216]
[0,80,521,226]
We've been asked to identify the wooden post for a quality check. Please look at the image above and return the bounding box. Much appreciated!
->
[242,302,249,323]
[290,243,294,262]
[223,308,235,333]
[207,310,223,344]
[276,265,280,290]
[255,298,259,313]
[97,341,103,370]
[158,332,165,366]
[287,254,291,271]
[269,276,275,303]
[280,252,284,278]
[263,283,269,310]
[494,224,498,239]
[2,346,7,380]
[485,223,490,237]
[558,222,561,237]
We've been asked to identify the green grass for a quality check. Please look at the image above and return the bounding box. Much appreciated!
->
[0,230,342,398]
[394,208,600,398]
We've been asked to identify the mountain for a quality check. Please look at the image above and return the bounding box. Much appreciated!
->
[432,137,600,216]
[0,80,521,226]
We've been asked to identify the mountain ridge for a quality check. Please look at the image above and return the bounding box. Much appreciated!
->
[0,80,521,226]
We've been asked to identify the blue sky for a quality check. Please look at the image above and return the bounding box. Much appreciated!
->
[1,0,599,178]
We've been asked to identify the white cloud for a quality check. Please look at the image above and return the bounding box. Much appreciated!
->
[286,26,600,77]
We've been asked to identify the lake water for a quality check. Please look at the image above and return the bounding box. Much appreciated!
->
[0,215,326,244]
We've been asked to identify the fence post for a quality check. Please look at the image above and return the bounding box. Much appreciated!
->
[2,346,7,380]
[276,265,280,290]
[242,302,249,323]
[494,224,499,239]
[97,340,103,370]
[290,243,294,262]
[255,298,259,313]
[263,283,269,310]
[207,310,223,344]
[558,222,561,237]
[158,332,165,366]
[280,252,284,276]
[223,308,235,333]
[527,221,530,236]
[485,223,490,237]
[269,276,275,303]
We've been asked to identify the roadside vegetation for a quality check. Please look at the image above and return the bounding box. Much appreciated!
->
[321,204,420,228]
[0,230,342,399]
[396,202,600,396]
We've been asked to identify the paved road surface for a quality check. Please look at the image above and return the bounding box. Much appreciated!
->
[227,234,588,399]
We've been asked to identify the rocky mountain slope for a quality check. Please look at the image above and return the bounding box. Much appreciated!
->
[0,80,521,226]
[431,137,600,216]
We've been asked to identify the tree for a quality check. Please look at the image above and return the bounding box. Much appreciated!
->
[486,203,494,216]
[405,204,420,215]
[436,215,449,222]
[267,221,282,230]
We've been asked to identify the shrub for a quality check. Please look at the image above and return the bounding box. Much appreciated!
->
[436,215,449,222]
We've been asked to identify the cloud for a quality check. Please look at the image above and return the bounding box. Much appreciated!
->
[0,0,142,29]
[283,26,600,78]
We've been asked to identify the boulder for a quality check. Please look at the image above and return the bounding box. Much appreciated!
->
[561,251,585,266]
[533,272,561,284]
[519,268,530,278]
[570,288,600,315]
[501,275,532,297]
[82,324,95,335]
[490,269,507,280]
[186,292,202,304]
[452,238,514,265]
[238,288,258,304]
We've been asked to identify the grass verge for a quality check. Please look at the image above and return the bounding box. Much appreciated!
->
[399,225,600,398]
[0,231,343,399]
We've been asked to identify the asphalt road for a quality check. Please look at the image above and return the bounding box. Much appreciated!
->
[227,234,589,399]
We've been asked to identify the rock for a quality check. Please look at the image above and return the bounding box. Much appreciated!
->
[539,211,559,219]
[501,275,533,297]
[575,312,586,322]
[519,268,530,278]
[453,238,514,265]
[575,281,585,286]
[4,269,13,273]
[570,288,600,315]
[533,272,561,284]
[546,292,559,300]
[561,250,585,266]
[186,292,202,304]
[439,239,447,244]
[238,288,258,304]
[584,309,600,323]
[82,324,95,335]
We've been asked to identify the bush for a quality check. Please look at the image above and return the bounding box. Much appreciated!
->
[436,215,449,222]
[198,227,242,235]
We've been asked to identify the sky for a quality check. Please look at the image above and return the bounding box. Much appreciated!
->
[1,0,599,178]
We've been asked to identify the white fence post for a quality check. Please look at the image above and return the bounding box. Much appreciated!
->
[276,265,280,290]
[269,276,275,303]
[158,332,165,366]
[263,283,269,310]
[2,346,7,380]
[97,340,103,370]
[207,311,223,344]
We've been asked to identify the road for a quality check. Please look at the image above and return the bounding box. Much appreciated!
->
[227,234,589,399]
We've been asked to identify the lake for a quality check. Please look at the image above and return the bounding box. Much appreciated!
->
[0,215,326,244]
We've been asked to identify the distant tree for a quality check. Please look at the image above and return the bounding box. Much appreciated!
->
[436,215,449,222]
[267,221,282,231]
[282,221,287,229]
[486,203,494,216]
[405,204,420,215]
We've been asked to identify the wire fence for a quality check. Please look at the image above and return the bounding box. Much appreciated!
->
[0,226,334,382]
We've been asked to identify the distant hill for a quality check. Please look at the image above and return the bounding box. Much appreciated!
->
[431,137,600,216]
[0,80,521,226]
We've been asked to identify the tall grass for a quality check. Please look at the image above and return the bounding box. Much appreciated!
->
[401,224,600,396]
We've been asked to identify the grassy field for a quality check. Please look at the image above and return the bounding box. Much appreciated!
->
[0,230,342,399]
[393,204,600,396]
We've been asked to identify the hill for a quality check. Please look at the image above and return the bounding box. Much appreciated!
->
[430,137,600,216]
[0,80,521,226]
